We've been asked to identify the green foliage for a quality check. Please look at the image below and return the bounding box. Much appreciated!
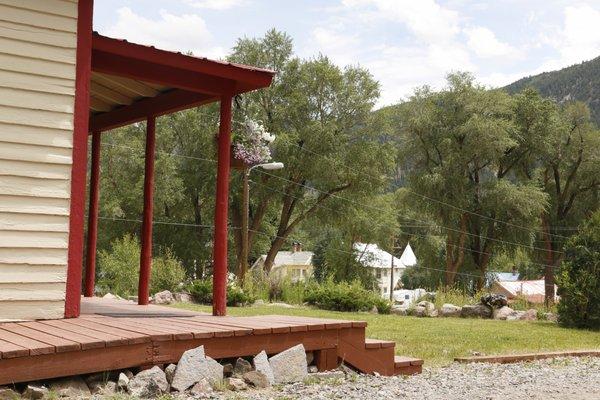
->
[401,264,443,291]
[97,235,186,297]
[304,279,391,313]
[187,279,255,306]
[557,212,600,330]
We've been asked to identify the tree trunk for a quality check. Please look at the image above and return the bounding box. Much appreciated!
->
[541,213,556,306]
[444,214,468,286]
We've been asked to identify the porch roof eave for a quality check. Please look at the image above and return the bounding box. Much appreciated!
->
[88,33,275,133]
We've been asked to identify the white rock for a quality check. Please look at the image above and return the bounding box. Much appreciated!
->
[173,292,193,303]
[253,350,275,385]
[171,346,223,391]
[519,309,538,321]
[228,377,248,391]
[440,303,462,317]
[127,366,169,398]
[493,306,516,320]
[0,388,20,400]
[153,290,174,305]
[269,344,308,384]
[49,376,91,398]
[117,372,130,390]
[165,363,176,384]
[22,385,48,400]
[189,379,213,396]
[103,293,118,299]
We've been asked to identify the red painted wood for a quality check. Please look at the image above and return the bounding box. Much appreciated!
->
[212,96,232,316]
[138,116,156,305]
[84,132,101,297]
[92,34,274,89]
[65,0,94,318]
[89,89,213,132]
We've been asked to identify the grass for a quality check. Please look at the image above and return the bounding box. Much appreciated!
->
[171,303,600,367]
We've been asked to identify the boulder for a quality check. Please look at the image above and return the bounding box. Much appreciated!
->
[234,358,253,375]
[152,290,174,305]
[123,370,134,380]
[189,379,213,396]
[308,365,319,373]
[227,378,248,391]
[369,305,379,314]
[519,309,538,321]
[173,292,193,303]
[0,388,20,400]
[171,345,223,391]
[49,376,91,398]
[480,293,508,309]
[117,372,130,391]
[222,363,234,377]
[102,293,118,299]
[268,344,308,384]
[165,363,177,384]
[391,305,408,316]
[22,385,48,400]
[542,312,558,322]
[127,366,169,398]
[103,381,118,395]
[506,310,526,321]
[242,371,270,388]
[440,303,462,317]
[253,299,265,306]
[493,306,516,320]
[412,301,436,317]
[253,350,275,385]
[461,304,492,318]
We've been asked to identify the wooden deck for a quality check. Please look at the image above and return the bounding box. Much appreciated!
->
[0,298,422,384]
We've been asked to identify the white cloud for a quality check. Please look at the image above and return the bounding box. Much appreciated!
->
[182,0,247,10]
[464,26,520,58]
[104,7,225,58]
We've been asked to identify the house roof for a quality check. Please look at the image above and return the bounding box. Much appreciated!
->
[488,271,521,282]
[354,243,403,269]
[399,243,417,267]
[252,251,314,270]
[89,33,275,132]
[492,279,559,302]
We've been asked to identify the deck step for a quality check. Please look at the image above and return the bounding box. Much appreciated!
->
[394,356,424,375]
[394,355,424,367]
[365,338,395,349]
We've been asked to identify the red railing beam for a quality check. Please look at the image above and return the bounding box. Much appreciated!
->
[138,116,156,305]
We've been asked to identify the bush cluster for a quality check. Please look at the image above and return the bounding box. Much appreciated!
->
[304,279,391,313]
[187,279,255,306]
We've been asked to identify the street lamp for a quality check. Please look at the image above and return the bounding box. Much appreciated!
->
[240,162,284,284]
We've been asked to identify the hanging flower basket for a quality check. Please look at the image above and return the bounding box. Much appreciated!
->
[229,119,275,170]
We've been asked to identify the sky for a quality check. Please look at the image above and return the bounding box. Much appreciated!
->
[94,0,600,107]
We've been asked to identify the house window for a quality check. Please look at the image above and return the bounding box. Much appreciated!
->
[383,270,388,277]
[383,287,388,294]
[376,270,382,279]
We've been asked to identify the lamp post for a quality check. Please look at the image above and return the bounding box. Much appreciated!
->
[240,162,284,284]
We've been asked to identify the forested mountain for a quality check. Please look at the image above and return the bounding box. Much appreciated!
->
[504,56,600,125]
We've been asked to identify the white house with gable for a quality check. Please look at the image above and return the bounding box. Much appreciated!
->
[355,242,417,298]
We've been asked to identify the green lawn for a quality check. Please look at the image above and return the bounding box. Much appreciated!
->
[172,303,600,366]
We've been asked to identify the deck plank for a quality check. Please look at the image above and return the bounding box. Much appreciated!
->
[79,316,172,341]
[115,318,194,340]
[44,319,132,347]
[19,321,105,350]
[0,338,29,359]
[0,327,54,356]
[185,316,289,335]
[157,318,247,338]
[1,324,80,353]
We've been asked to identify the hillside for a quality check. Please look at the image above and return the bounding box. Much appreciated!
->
[504,56,600,125]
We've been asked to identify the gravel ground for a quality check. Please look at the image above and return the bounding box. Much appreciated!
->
[208,357,600,400]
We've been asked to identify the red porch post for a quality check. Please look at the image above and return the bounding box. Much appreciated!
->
[84,131,101,297]
[138,116,156,305]
[212,95,233,316]
[65,0,94,318]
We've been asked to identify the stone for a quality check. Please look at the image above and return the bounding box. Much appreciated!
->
[103,293,118,299]
[307,366,319,373]
[102,381,117,395]
[0,388,20,400]
[222,363,234,377]
[391,305,408,316]
[543,312,558,322]
[519,309,538,321]
[440,303,462,317]
[127,366,169,398]
[117,372,130,391]
[269,344,308,384]
[369,305,379,314]
[227,378,248,391]
[49,376,91,398]
[124,370,134,380]
[234,357,253,375]
[253,350,275,385]
[173,292,193,303]
[481,293,508,309]
[22,385,48,400]
[189,379,213,396]
[506,310,526,321]
[85,372,115,394]
[412,301,436,317]
[253,299,265,306]
[306,351,315,365]
[171,345,224,391]
[242,371,270,388]
[493,306,516,320]
[152,290,174,304]
[165,363,177,384]
[461,304,492,319]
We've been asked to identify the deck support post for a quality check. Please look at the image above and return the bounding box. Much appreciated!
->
[212,95,232,316]
[84,131,101,297]
[138,116,156,305]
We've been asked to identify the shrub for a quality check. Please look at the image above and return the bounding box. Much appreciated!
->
[151,248,186,294]
[187,279,255,306]
[557,212,600,330]
[304,279,391,313]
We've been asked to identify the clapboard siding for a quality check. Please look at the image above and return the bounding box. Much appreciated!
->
[0,0,78,321]
[0,264,66,283]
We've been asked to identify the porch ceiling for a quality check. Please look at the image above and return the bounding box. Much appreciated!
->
[88,33,275,132]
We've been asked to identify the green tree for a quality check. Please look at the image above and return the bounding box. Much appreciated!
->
[400,73,546,287]
[557,211,600,330]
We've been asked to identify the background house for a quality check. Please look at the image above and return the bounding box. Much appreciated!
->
[251,243,314,282]
[354,242,417,298]
[491,279,559,304]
